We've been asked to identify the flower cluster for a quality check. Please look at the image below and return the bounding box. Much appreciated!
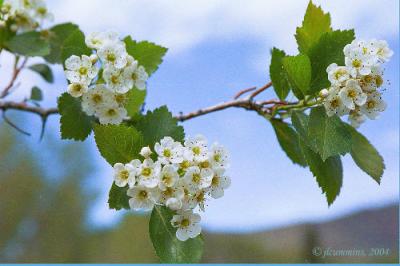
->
[321,39,393,128]
[0,0,53,32]
[112,135,231,241]
[64,31,148,125]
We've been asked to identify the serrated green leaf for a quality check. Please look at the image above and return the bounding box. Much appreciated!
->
[61,29,92,65]
[93,124,144,165]
[135,106,184,146]
[291,110,309,141]
[307,106,352,161]
[150,206,204,263]
[28,63,54,83]
[125,88,146,117]
[299,138,343,206]
[6,31,50,56]
[30,86,42,101]
[0,21,15,47]
[345,125,385,183]
[58,93,93,141]
[124,36,167,76]
[44,23,79,64]
[108,183,130,210]
[282,54,311,99]
[295,1,332,55]
[270,48,290,100]
[309,30,355,94]
[271,119,307,167]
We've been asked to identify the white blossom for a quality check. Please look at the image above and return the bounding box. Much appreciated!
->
[98,42,128,69]
[184,135,209,162]
[85,31,120,50]
[113,162,137,188]
[65,55,98,85]
[97,105,128,125]
[127,186,159,211]
[67,82,88,98]
[137,158,161,188]
[103,67,130,93]
[139,146,152,158]
[81,84,115,116]
[360,91,386,119]
[326,63,350,85]
[123,64,148,90]
[323,87,350,117]
[339,79,367,110]
[154,136,183,164]
[171,210,201,241]
[159,164,179,190]
[209,167,231,199]
[184,166,213,193]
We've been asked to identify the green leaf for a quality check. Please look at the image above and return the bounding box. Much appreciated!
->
[58,93,93,141]
[309,30,355,94]
[269,48,290,100]
[44,23,80,64]
[30,86,42,101]
[295,1,332,55]
[28,63,54,83]
[108,183,130,210]
[6,31,50,56]
[61,29,92,64]
[149,206,204,263]
[346,125,385,183]
[124,88,146,117]
[282,54,312,98]
[307,106,352,161]
[291,110,309,141]
[93,124,144,165]
[271,119,307,167]
[124,36,168,76]
[135,106,184,146]
[299,139,343,206]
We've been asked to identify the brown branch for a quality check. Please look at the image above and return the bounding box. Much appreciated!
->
[0,57,28,99]
[248,81,272,99]
[0,101,58,117]
[233,86,257,99]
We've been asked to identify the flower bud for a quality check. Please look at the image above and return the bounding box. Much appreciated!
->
[140,146,152,158]
[10,24,18,32]
[90,54,98,64]
[319,89,329,98]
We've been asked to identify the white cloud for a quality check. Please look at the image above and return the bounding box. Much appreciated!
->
[48,0,399,55]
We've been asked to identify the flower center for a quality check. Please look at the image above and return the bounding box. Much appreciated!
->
[362,47,368,54]
[347,90,357,98]
[192,146,201,155]
[142,167,152,177]
[107,108,117,116]
[180,160,190,169]
[72,83,82,92]
[375,75,383,87]
[334,69,346,80]
[111,75,119,84]
[79,67,88,76]
[180,218,190,228]
[138,190,148,200]
[92,94,103,104]
[196,191,205,202]
[330,99,339,108]
[162,174,172,185]
[163,149,171,158]
[37,7,47,15]
[213,154,221,162]
[107,53,116,62]
[192,173,201,183]
[352,59,362,68]
[132,72,138,81]
[199,161,210,169]
[120,170,129,180]
[212,176,220,186]
[115,94,126,104]
[367,100,376,109]
[164,187,174,197]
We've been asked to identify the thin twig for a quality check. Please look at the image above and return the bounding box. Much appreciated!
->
[0,101,58,117]
[1,111,31,136]
[233,86,257,99]
[0,57,28,99]
[248,81,273,100]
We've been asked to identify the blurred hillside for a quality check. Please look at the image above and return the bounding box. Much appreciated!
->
[0,122,398,263]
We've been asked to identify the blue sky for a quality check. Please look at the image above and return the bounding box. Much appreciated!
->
[1,0,398,233]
